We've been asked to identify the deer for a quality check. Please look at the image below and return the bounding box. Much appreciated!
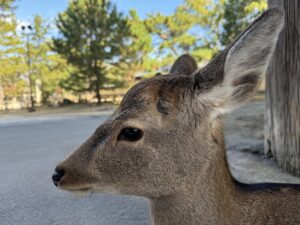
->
[52,8,300,225]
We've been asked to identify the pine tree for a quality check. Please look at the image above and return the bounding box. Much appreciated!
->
[0,0,15,12]
[115,9,153,85]
[145,5,196,60]
[220,0,267,45]
[144,0,266,70]
[145,0,223,68]
[52,0,130,105]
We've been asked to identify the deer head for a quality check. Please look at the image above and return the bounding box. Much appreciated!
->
[52,9,284,199]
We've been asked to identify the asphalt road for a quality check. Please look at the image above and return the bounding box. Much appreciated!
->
[0,114,150,225]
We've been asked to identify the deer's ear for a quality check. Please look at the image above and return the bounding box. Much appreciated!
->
[170,54,198,75]
[205,8,284,116]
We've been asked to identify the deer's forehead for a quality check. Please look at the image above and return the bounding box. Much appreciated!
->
[119,75,195,112]
[119,78,163,113]
[116,71,223,123]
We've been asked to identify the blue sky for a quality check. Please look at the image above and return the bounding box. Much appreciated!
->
[15,0,184,22]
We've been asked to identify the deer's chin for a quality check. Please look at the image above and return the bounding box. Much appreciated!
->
[93,185,122,194]
[70,188,93,197]
[59,182,121,195]
[58,183,94,194]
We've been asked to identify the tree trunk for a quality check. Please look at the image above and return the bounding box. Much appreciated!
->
[95,78,101,105]
[95,64,102,105]
[29,77,36,112]
[0,85,3,110]
[265,0,300,176]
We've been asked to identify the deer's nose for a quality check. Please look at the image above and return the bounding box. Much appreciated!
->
[52,167,65,186]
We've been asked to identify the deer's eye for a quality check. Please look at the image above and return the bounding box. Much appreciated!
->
[118,127,143,142]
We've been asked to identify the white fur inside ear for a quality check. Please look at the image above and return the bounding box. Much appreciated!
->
[224,9,284,86]
[205,9,284,119]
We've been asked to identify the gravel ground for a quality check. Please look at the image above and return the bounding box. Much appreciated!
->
[224,101,300,183]
[0,100,299,225]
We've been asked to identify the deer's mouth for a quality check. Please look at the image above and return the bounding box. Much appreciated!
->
[59,184,94,193]
[61,186,94,197]
[56,178,94,193]
[68,187,92,192]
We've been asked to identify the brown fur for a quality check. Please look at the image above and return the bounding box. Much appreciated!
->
[53,8,300,225]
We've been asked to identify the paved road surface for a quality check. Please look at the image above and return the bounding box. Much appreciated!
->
[0,114,150,225]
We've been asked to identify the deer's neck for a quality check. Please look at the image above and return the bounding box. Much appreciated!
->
[150,129,241,225]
